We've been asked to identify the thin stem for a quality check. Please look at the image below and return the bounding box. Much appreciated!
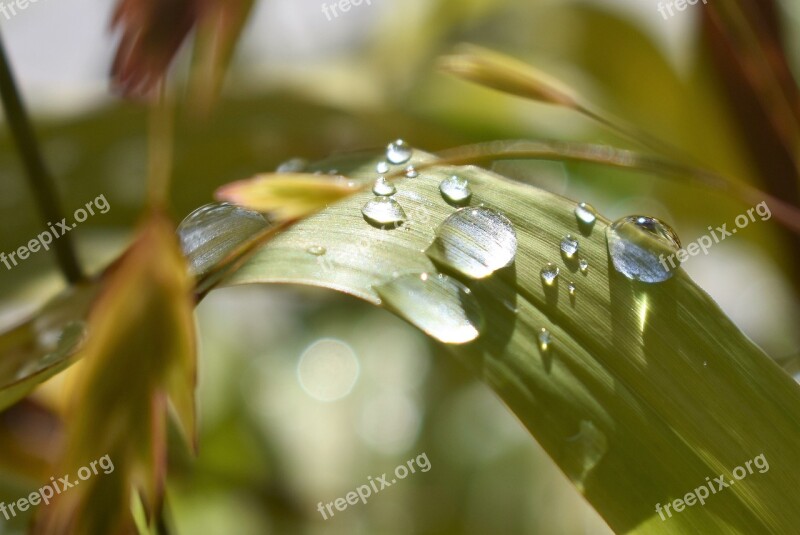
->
[0,32,83,283]
[147,82,174,209]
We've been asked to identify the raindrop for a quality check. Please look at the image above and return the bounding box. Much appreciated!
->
[372,176,396,196]
[560,234,579,259]
[538,328,551,351]
[405,166,418,178]
[276,157,307,173]
[575,202,597,226]
[540,263,560,286]
[568,282,576,297]
[375,273,484,344]
[606,215,681,283]
[307,245,326,256]
[579,258,589,274]
[376,161,390,174]
[426,207,517,279]
[386,139,412,164]
[439,175,472,205]
[178,203,269,277]
[361,197,407,227]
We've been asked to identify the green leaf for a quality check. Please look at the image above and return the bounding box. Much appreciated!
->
[219,150,800,534]
[0,283,99,412]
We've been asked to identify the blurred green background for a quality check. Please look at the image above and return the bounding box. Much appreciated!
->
[1,0,798,533]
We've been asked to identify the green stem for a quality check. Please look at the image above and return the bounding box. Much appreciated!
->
[0,32,83,283]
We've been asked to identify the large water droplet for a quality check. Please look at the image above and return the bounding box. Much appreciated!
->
[560,234,579,259]
[439,175,472,205]
[426,207,517,279]
[606,215,681,283]
[540,263,559,286]
[376,161,390,174]
[372,176,396,196]
[178,203,269,277]
[361,197,407,227]
[575,202,597,226]
[375,273,484,344]
[386,139,412,164]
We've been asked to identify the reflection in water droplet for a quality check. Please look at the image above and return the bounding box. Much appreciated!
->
[426,207,517,279]
[606,215,681,283]
[405,166,418,178]
[575,202,597,226]
[376,161,390,174]
[372,176,396,196]
[439,175,472,205]
[540,263,560,286]
[579,259,589,274]
[375,273,484,344]
[361,197,407,227]
[276,157,307,173]
[560,234,579,259]
[178,203,269,277]
[386,139,412,164]
[307,245,326,256]
[538,328,551,351]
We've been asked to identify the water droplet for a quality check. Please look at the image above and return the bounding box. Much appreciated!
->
[178,203,269,277]
[575,202,597,226]
[426,207,517,279]
[386,139,412,164]
[375,273,484,344]
[567,282,576,297]
[538,328,551,351]
[307,245,326,256]
[376,161,390,174]
[372,176,396,196]
[703,361,708,368]
[579,258,589,274]
[276,157,307,173]
[327,169,339,175]
[405,166,418,178]
[439,175,472,205]
[540,263,560,286]
[560,234,579,259]
[361,197,407,227]
[606,215,681,283]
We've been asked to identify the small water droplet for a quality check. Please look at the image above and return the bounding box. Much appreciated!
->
[568,282,576,297]
[307,245,326,256]
[579,258,589,274]
[560,234,579,259]
[439,175,472,205]
[606,215,681,283]
[372,176,396,196]
[405,165,418,178]
[703,361,708,368]
[376,161,390,174]
[386,139,412,164]
[375,273,484,344]
[540,263,560,286]
[538,328,551,351]
[327,169,339,175]
[361,197,407,227]
[575,202,597,226]
[276,157,307,173]
[426,207,517,279]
